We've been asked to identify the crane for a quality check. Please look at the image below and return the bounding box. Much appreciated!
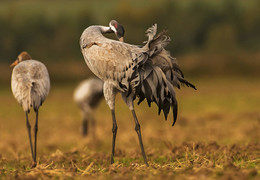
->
[80,20,196,166]
[73,78,103,137]
[10,51,50,167]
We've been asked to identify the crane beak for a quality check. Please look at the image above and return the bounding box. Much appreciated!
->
[119,37,124,42]
[10,59,19,67]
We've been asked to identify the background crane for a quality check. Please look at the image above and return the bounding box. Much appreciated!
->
[10,51,50,167]
[73,78,103,137]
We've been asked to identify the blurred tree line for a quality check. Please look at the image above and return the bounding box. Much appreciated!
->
[0,0,259,82]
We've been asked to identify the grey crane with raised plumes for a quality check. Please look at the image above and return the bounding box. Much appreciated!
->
[80,20,196,166]
[11,51,50,167]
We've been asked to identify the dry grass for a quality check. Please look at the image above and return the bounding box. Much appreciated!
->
[0,77,259,179]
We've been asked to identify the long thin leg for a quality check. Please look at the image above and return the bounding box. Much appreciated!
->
[110,109,118,164]
[26,111,34,161]
[82,118,88,136]
[131,109,149,167]
[90,116,96,140]
[103,82,117,164]
[32,109,39,167]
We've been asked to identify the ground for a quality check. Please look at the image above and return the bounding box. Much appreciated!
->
[0,77,259,179]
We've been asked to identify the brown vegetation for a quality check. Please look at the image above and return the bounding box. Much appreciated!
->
[0,78,259,179]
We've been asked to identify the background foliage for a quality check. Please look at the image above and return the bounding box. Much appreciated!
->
[0,0,260,85]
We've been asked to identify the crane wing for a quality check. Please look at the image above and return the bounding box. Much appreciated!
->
[11,65,33,112]
[11,60,50,112]
[81,40,146,91]
[28,61,50,110]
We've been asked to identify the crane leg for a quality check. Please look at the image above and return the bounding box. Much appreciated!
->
[25,111,34,165]
[103,82,117,164]
[90,116,96,140]
[110,109,118,164]
[131,109,149,167]
[32,109,39,168]
[82,118,88,136]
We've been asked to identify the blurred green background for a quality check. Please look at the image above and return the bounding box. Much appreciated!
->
[0,0,260,85]
[0,1,260,178]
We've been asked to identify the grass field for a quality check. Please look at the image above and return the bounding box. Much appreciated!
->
[0,77,259,179]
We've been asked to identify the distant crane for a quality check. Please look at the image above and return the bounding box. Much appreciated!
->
[80,20,196,166]
[11,51,50,167]
[73,78,103,137]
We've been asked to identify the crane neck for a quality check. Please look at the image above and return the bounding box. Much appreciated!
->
[99,26,113,34]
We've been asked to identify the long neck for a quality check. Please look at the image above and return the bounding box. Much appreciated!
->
[99,26,113,34]
[80,25,115,50]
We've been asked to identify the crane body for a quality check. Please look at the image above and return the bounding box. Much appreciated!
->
[80,21,196,166]
[11,51,50,167]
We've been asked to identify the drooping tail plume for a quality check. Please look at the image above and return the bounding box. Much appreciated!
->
[127,24,196,126]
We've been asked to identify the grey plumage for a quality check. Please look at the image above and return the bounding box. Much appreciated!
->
[80,23,196,124]
[11,51,50,168]
[80,21,196,166]
[11,60,50,112]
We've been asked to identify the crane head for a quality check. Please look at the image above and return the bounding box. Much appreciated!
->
[10,51,32,67]
[109,20,125,42]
